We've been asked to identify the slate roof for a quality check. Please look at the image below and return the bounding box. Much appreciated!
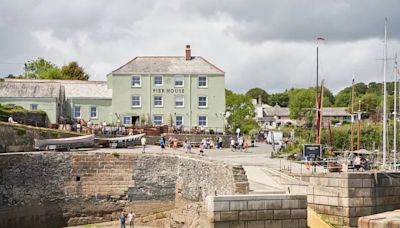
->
[0,81,60,98]
[322,107,351,116]
[263,104,290,117]
[112,56,224,74]
[63,81,112,99]
[1,79,112,99]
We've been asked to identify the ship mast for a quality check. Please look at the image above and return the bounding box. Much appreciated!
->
[383,18,388,168]
[394,53,398,170]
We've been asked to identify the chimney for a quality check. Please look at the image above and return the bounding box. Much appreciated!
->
[185,45,191,61]
[258,95,262,105]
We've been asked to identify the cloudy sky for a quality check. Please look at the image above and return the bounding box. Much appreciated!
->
[1,0,400,94]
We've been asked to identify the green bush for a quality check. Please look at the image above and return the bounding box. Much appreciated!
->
[331,119,340,125]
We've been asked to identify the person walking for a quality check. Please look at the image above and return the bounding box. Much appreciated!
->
[160,137,165,150]
[218,137,223,150]
[141,137,146,153]
[127,211,136,228]
[119,211,126,228]
[230,138,236,151]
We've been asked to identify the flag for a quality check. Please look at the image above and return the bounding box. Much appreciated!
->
[317,37,325,41]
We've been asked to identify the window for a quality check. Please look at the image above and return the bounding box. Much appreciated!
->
[154,75,163,86]
[123,116,131,125]
[90,107,97,118]
[131,75,141,87]
[175,96,184,107]
[132,95,141,107]
[198,116,207,126]
[174,75,184,87]
[153,115,163,125]
[30,104,38,110]
[74,106,81,118]
[7,104,15,108]
[198,96,208,108]
[154,95,163,107]
[198,75,208,87]
[176,115,183,126]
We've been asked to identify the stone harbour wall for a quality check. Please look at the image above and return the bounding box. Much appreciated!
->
[0,151,248,227]
[206,194,308,228]
[278,172,400,228]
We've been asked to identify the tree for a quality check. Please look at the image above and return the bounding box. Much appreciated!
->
[334,91,352,107]
[24,58,60,79]
[245,88,269,104]
[268,91,289,107]
[226,89,258,134]
[288,88,315,119]
[359,93,380,114]
[61,61,90,80]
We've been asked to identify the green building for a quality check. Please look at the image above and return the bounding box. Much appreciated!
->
[0,45,226,131]
[0,81,62,124]
[107,45,226,132]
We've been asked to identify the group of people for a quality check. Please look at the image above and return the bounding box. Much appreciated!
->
[154,136,225,155]
[230,136,249,152]
[119,211,136,228]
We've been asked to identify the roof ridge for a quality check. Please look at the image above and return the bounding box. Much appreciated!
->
[198,57,225,74]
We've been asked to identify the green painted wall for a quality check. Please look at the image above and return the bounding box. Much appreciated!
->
[0,98,58,124]
[65,98,112,124]
[109,73,225,131]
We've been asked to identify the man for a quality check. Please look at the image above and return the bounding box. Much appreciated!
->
[127,211,136,228]
[141,137,146,153]
[119,211,126,228]
[354,155,361,171]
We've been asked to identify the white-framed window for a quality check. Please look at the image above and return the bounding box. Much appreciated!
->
[30,104,38,110]
[123,116,131,125]
[132,95,141,107]
[131,75,141,87]
[154,75,163,86]
[90,106,97,119]
[198,115,207,126]
[153,115,163,125]
[198,75,208,88]
[176,115,183,126]
[154,95,163,107]
[74,106,81,118]
[175,95,184,107]
[174,75,184,87]
[198,96,208,108]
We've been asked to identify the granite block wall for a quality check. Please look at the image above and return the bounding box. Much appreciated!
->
[206,194,307,228]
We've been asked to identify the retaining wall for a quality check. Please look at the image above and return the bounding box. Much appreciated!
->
[206,194,307,228]
[0,121,81,152]
[0,151,249,227]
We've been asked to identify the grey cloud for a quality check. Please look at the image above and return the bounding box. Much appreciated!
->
[181,0,400,43]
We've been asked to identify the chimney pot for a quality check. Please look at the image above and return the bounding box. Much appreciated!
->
[185,45,191,61]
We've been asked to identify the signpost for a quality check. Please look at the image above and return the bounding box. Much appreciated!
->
[303,144,322,160]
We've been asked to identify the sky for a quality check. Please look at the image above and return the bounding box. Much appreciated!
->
[1,0,400,94]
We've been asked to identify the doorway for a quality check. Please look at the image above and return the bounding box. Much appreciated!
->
[131,116,139,126]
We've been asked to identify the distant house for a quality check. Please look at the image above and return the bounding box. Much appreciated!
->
[252,99,294,129]
[252,99,352,128]
[322,107,352,126]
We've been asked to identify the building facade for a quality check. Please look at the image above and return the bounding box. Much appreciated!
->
[0,46,226,131]
[107,45,226,131]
